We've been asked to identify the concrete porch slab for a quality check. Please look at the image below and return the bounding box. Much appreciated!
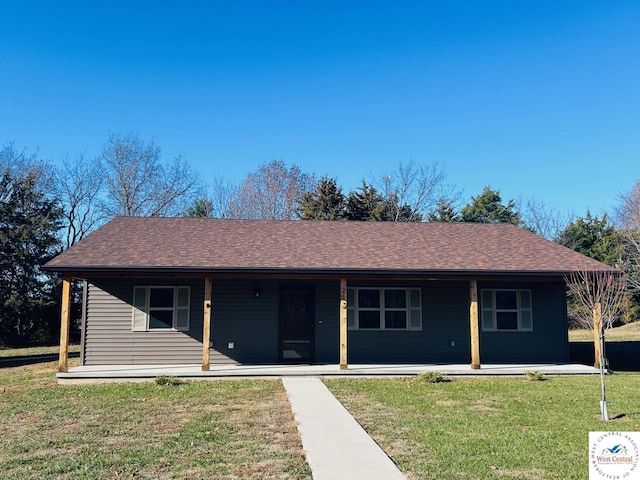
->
[57,363,599,384]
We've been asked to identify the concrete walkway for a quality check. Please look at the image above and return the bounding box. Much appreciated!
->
[283,377,406,480]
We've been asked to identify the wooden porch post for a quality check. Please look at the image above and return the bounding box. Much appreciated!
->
[593,302,602,369]
[469,279,481,370]
[58,275,72,373]
[202,277,212,371]
[340,278,348,370]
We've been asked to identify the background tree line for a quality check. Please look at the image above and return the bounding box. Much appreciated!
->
[2,133,640,346]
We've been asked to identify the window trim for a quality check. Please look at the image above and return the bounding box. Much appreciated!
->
[347,287,422,331]
[131,286,191,332]
[481,289,533,332]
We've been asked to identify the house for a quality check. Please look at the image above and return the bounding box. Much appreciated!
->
[44,217,613,373]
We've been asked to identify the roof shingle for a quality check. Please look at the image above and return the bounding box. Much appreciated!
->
[44,217,614,276]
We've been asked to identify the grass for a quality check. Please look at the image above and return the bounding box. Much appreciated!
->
[0,352,311,480]
[569,321,640,342]
[326,374,640,480]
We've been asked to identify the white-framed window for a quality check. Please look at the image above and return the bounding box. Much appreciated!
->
[481,289,532,332]
[346,287,422,330]
[132,286,190,332]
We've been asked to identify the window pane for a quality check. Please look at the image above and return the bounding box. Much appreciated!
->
[385,311,407,329]
[519,290,531,309]
[359,311,381,329]
[481,310,494,330]
[410,310,421,329]
[521,310,532,330]
[385,289,406,308]
[409,289,421,308]
[149,310,173,329]
[495,291,517,310]
[496,312,518,330]
[177,287,189,307]
[150,288,174,308]
[358,290,380,309]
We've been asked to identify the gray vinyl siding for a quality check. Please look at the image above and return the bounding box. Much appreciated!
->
[347,281,470,363]
[82,277,568,366]
[209,280,280,364]
[479,281,569,363]
[84,279,203,365]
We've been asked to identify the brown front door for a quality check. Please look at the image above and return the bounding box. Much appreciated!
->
[280,287,315,363]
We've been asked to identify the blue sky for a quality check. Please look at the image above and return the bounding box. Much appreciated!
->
[2,1,638,217]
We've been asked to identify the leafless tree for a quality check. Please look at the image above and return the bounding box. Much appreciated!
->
[373,160,458,222]
[617,179,640,293]
[520,197,574,241]
[100,133,200,217]
[565,269,626,420]
[54,155,105,249]
[0,142,53,192]
[209,175,236,218]
[228,160,316,220]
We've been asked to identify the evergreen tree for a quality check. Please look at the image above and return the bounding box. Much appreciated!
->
[0,168,62,346]
[557,212,621,266]
[298,177,346,220]
[345,182,387,221]
[185,196,215,218]
[460,186,521,225]
[427,198,459,222]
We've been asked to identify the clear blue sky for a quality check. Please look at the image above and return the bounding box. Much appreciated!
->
[2,1,638,217]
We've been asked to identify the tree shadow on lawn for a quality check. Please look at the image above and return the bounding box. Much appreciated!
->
[570,341,640,372]
[0,352,80,369]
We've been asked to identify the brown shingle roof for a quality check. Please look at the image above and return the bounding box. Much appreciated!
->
[44,217,614,276]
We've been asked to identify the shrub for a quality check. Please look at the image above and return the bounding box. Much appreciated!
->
[524,371,546,381]
[417,371,447,383]
[155,375,183,386]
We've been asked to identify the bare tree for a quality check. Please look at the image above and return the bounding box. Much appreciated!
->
[617,179,640,293]
[373,160,457,222]
[228,160,315,220]
[565,269,626,420]
[0,142,54,193]
[54,155,105,249]
[100,133,199,217]
[520,197,574,241]
[209,175,236,218]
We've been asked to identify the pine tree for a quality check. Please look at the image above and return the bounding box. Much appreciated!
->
[298,177,346,220]
[460,186,521,225]
[0,168,62,346]
[345,182,387,221]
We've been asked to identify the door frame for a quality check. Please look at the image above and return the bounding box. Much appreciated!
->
[278,285,315,363]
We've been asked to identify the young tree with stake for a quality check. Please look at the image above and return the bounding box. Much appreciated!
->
[565,269,626,421]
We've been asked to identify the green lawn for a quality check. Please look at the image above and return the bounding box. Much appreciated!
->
[326,374,640,480]
[2,327,639,480]
[0,354,311,480]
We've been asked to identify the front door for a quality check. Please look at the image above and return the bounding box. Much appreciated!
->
[280,287,315,363]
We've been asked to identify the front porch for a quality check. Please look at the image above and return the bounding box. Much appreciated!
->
[57,362,599,384]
